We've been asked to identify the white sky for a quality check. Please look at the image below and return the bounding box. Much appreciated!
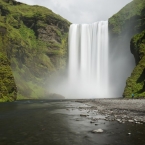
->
[16,0,132,24]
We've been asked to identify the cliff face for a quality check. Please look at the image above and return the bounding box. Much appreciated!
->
[0,0,70,101]
[124,30,145,97]
[109,0,145,98]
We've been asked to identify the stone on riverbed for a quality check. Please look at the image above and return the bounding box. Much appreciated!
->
[92,129,104,133]
[76,118,81,121]
[90,121,95,123]
[128,120,134,123]
[80,114,89,117]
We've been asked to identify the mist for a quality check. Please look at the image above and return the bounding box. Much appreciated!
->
[46,75,89,99]
[46,28,135,99]
[109,44,135,98]
[16,0,132,24]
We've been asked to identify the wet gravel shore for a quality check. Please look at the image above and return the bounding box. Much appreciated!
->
[76,98,145,124]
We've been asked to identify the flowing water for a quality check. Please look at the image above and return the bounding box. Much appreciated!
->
[68,21,109,98]
[0,100,145,145]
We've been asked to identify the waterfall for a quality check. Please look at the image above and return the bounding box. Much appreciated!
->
[68,21,109,98]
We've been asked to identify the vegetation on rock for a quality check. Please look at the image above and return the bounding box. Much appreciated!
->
[124,31,145,98]
[0,0,70,101]
[109,0,145,98]
[109,0,145,36]
[0,34,17,102]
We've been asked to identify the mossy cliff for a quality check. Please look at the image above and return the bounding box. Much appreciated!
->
[0,35,17,102]
[109,0,145,98]
[0,0,70,101]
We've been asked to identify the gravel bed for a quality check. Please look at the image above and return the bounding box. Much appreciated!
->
[76,98,145,124]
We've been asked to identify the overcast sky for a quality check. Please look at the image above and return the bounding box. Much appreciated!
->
[16,0,132,24]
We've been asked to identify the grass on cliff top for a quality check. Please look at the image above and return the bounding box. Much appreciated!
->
[0,0,70,25]
[0,0,70,51]
[109,0,145,34]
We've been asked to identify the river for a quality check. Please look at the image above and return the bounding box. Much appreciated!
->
[0,100,145,145]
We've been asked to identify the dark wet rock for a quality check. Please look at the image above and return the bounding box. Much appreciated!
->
[80,114,88,117]
[76,118,82,121]
[90,121,95,123]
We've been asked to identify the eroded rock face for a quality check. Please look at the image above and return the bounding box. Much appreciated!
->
[37,25,61,43]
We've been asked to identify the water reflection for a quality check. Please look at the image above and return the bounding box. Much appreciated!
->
[0,100,145,145]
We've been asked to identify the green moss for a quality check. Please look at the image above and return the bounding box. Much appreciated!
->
[109,0,145,98]
[109,0,145,35]
[0,38,17,101]
[123,31,145,98]
[132,30,145,49]
[0,0,70,101]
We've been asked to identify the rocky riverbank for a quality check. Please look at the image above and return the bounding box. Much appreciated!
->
[76,99,145,125]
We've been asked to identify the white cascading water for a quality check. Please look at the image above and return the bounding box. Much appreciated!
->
[68,21,109,98]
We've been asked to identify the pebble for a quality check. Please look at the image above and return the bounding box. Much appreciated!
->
[92,129,104,133]
[80,114,88,117]
[90,121,95,123]
[77,99,145,125]
[116,119,121,122]
[128,120,134,123]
